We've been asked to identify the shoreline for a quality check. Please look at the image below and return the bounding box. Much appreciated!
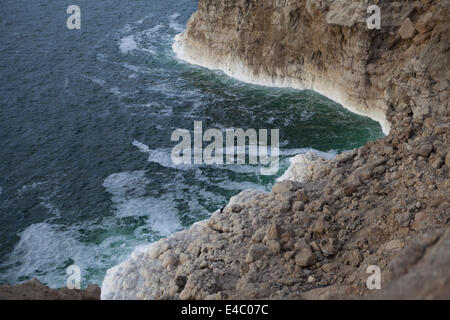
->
[99,0,449,300]
[172,33,390,135]
[2,0,448,300]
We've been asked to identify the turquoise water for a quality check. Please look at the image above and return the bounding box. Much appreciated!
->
[0,0,383,288]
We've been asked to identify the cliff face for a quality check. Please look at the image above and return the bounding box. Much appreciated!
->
[174,0,448,134]
[101,0,449,299]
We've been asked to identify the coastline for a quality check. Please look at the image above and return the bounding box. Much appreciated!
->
[2,0,448,300]
[172,33,390,135]
[100,0,449,300]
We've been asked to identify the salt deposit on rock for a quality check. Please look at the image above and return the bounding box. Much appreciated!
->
[277,152,330,183]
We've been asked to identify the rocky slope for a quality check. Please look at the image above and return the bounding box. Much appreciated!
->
[0,279,100,300]
[100,0,449,300]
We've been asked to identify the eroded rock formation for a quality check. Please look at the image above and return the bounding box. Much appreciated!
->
[101,0,449,299]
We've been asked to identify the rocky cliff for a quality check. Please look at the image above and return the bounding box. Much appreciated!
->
[101,0,449,299]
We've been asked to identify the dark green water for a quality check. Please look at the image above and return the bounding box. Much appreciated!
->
[0,0,383,288]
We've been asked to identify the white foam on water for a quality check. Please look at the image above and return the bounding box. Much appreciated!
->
[158,178,227,223]
[215,180,266,191]
[90,77,106,87]
[0,186,2,195]
[143,24,164,36]
[0,218,157,288]
[132,140,335,176]
[136,15,152,25]
[132,140,192,170]
[96,53,108,62]
[132,140,267,174]
[3,179,171,287]
[122,63,151,74]
[149,148,187,169]
[132,140,150,153]
[103,170,182,236]
[119,23,133,34]
[0,222,95,288]
[119,35,138,54]
[17,182,46,196]
[118,22,170,57]
[39,199,62,218]
[280,148,337,159]
[2,222,78,275]
[300,110,315,121]
[168,13,183,32]
[103,170,149,199]
[109,87,122,96]
[114,197,181,236]
[126,101,162,110]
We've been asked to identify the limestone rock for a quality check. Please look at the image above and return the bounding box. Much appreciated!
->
[295,247,316,267]
[399,18,416,39]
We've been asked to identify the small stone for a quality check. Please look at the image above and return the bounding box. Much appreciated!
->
[307,276,316,283]
[398,227,409,236]
[295,190,309,203]
[416,143,433,157]
[342,249,362,267]
[445,151,450,167]
[429,155,443,169]
[415,10,435,33]
[231,204,243,213]
[246,244,267,263]
[396,212,412,227]
[413,32,430,45]
[373,165,386,175]
[322,205,335,215]
[346,171,362,189]
[264,223,279,241]
[399,18,416,39]
[161,253,179,268]
[295,247,316,267]
[381,146,394,155]
[267,240,281,254]
[344,184,357,197]
[352,159,365,169]
[434,123,448,135]
[292,201,305,212]
[251,228,266,243]
[275,201,292,214]
[272,180,297,194]
[322,262,338,273]
[385,239,404,251]
[312,219,328,235]
[360,165,373,180]
[411,211,431,230]
[310,241,320,252]
[320,238,338,257]
[307,199,325,212]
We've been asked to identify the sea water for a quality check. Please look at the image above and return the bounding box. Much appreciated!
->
[0,0,383,288]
